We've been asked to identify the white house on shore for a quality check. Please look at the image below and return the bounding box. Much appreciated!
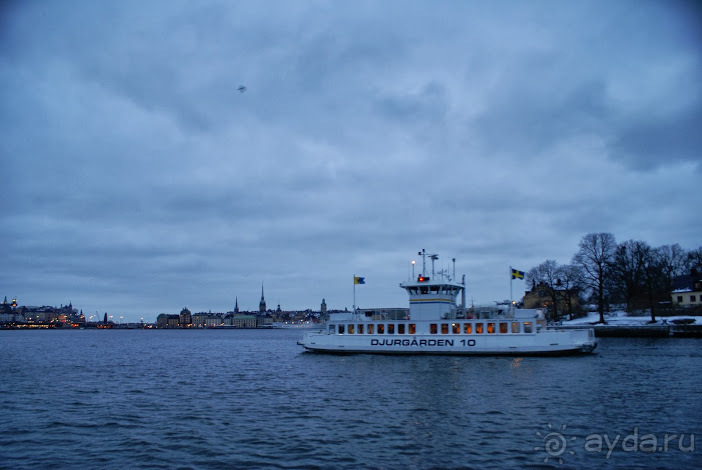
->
[671,273,702,307]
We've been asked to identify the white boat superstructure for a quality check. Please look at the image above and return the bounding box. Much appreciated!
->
[298,251,597,355]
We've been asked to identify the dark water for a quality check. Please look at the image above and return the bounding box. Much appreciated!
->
[0,329,700,469]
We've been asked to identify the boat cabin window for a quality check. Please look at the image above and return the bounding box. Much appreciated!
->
[511,322,520,333]
[408,323,416,334]
[398,324,405,334]
[358,324,364,334]
[430,323,437,334]
[499,322,508,334]
[475,323,484,334]
[464,323,472,334]
[329,324,336,334]
[367,324,374,334]
[348,324,354,334]
[430,285,440,293]
[523,322,533,333]
[338,324,345,334]
[387,324,395,334]
[441,323,449,334]
[378,324,385,334]
[420,286,429,294]
[487,322,495,334]
[452,323,460,334]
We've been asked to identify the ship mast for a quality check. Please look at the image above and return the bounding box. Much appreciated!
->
[417,249,439,279]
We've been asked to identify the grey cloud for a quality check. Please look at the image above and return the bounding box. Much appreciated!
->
[611,103,702,171]
[1,1,701,318]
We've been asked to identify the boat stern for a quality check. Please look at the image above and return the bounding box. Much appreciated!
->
[568,327,597,354]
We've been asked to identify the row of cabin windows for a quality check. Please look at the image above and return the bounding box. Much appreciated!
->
[332,323,416,335]
[329,321,533,335]
[434,322,532,334]
[406,286,461,295]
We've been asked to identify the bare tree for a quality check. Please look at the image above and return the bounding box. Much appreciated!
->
[686,247,702,274]
[613,240,649,313]
[572,233,617,324]
[659,244,688,278]
[658,244,688,304]
[641,246,666,322]
[557,264,584,320]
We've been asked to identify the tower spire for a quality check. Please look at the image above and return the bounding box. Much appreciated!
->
[259,282,266,313]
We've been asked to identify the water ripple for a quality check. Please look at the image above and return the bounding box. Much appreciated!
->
[1,332,701,468]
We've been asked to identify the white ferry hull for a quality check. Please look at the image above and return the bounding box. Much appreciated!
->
[300,250,597,356]
[299,329,596,356]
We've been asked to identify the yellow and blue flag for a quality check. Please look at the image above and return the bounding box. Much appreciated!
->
[354,276,365,285]
[511,268,524,280]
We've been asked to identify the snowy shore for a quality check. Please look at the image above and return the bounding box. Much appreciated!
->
[563,310,700,326]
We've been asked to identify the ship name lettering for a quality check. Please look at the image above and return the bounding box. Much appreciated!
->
[370,339,414,346]
[370,338,455,347]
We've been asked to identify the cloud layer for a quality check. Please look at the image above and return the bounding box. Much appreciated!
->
[1,0,700,319]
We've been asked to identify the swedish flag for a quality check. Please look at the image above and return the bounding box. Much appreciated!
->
[511,268,524,280]
[354,276,365,285]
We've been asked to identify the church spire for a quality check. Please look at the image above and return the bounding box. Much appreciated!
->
[234,296,239,314]
[259,282,266,313]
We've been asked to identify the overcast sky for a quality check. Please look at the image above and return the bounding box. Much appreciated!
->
[1,0,700,321]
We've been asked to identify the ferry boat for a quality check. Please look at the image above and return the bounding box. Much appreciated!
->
[298,251,597,355]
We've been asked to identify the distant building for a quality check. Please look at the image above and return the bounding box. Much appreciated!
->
[234,297,239,314]
[0,297,25,324]
[231,315,257,328]
[1,297,12,315]
[192,313,208,328]
[523,282,580,321]
[671,273,702,307]
[179,307,192,327]
[320,298,327,315]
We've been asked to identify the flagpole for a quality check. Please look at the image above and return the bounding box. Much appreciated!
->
[353,274,356,312]
[509,266,513,314]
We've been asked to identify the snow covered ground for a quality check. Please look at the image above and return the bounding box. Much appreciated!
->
[562,310,700,326]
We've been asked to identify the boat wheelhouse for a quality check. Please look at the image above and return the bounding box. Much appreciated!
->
[298,251,597,355]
